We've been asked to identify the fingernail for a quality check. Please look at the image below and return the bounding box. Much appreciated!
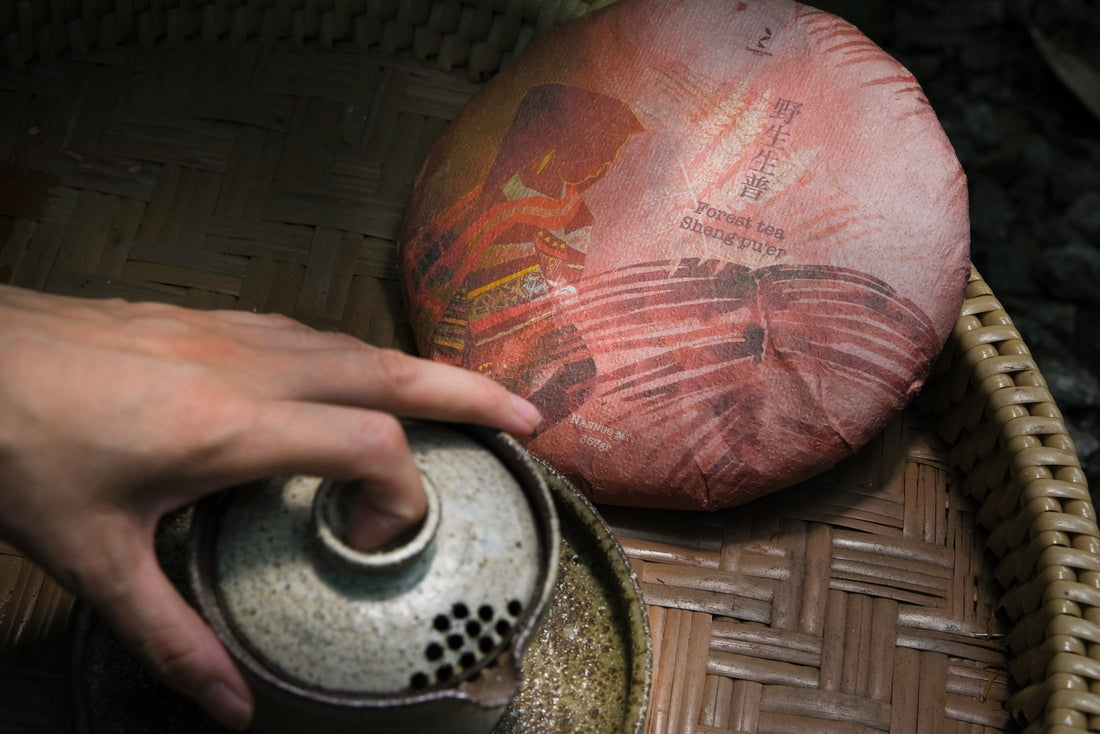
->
[510,393,542,432]
[197,681,252,731]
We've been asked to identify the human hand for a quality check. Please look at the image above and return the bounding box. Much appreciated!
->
[0,285,541,730]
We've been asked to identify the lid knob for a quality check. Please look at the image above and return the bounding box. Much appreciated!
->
[311,476,440,578]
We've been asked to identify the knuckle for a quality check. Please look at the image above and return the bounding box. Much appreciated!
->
[140,628,205,688]
[339,412,416,482]
[228,308,309,332]
[369,347,421,390]
[353,412,408,459]
[258,311,304,329]
[161,388,257,453]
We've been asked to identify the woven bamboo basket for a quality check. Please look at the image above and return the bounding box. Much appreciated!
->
[1,2,1098,733]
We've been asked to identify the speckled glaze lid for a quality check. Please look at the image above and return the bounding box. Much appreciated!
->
[188,422,560,733]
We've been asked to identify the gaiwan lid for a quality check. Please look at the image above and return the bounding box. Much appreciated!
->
[188,422,560,699]
[398,0,971,511]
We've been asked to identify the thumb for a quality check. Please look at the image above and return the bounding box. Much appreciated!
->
[89,540,254,730]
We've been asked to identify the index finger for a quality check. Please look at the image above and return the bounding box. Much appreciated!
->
[276,346,543,437]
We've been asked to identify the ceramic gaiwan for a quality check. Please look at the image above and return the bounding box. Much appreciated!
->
[187,422,561,734]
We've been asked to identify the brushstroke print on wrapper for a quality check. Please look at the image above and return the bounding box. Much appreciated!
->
[399,0,969,510]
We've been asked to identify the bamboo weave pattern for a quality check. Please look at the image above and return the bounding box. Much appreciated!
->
[0,3,1098,733]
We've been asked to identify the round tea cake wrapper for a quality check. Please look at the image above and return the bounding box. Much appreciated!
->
[399,0,970,510]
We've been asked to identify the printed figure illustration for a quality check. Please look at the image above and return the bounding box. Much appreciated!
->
[403,83,643,427]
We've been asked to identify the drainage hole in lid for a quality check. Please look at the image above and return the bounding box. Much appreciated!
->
[415,597,528,690]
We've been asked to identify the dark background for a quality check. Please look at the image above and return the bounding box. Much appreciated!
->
[815,0,1100,498]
